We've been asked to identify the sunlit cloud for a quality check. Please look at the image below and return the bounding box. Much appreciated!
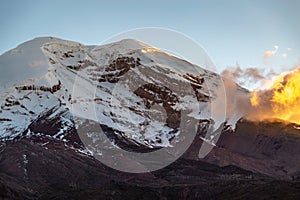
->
[221,63,266,88]
[264,45,279,58]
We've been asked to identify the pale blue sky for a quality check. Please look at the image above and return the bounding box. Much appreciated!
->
[1,0,300,79]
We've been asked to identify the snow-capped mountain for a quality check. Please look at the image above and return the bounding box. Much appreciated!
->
[2,37,300,182]
[0,37,244,148]
[2,37,300,199]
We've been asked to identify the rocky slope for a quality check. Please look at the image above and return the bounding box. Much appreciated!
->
[1,137,300,199]
[204,119,300,180]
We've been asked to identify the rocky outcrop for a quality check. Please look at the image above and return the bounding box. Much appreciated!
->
[15,80,61,93]
[98,56,141,83]
[66,59,96,70]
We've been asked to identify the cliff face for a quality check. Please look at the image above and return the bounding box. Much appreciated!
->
[15,80,61,93]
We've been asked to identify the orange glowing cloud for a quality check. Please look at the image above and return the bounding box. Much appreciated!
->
[264,45,279,58]
[248,67,300,124]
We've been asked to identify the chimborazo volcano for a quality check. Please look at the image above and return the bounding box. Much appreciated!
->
[0,37,300,199]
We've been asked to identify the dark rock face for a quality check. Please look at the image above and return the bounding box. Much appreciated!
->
[23,106,82,147]
[134,83,180,129]
[183,73,209,102]
[66,59,96,70]
[99,57,140,83]
[15,80,62,93]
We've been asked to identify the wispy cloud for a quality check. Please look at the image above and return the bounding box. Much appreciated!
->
[221,62,283,90]
[221,63,265,84]
[264,45,279,58]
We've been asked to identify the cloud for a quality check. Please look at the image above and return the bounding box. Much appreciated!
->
[264,45,279,58]
[221,62,287,91]
[29,60,46,68]
[243,68,265,80]
[221,63,243,81]
[282,53,287,59]
[221,63,265,85]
